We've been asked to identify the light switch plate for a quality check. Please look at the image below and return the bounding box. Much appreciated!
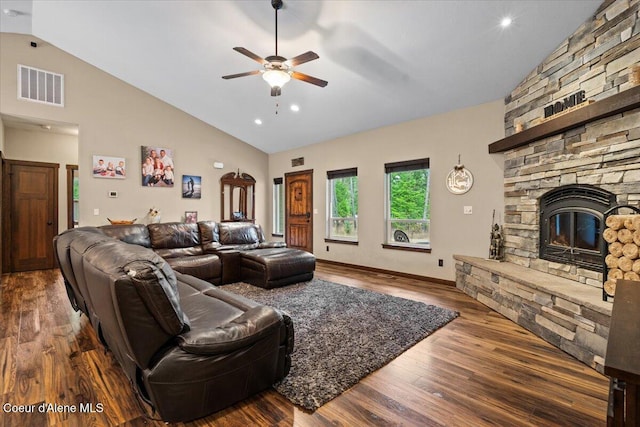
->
[464,206,473,215]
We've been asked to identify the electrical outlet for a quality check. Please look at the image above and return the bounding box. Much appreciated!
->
[438,259,444,267]
[464,206,473,215]
[93,208,100,216]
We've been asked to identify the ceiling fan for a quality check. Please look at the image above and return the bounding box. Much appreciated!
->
[222,0,328,97]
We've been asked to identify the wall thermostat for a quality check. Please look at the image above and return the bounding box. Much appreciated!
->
[108,190,118,198]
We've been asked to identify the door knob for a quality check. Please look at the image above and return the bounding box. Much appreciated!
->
[47,221,53,225]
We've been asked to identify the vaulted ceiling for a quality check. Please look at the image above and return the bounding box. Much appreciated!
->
[1,0,602,153]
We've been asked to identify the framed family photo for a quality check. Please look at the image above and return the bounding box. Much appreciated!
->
[182,175,202,199]
[141,146,175,187]
[92,155,126,179]
[185,211,198,224]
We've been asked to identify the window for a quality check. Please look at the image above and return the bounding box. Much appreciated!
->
[327,168,358,242]
[384,158,430,250]
[273,177,284,236]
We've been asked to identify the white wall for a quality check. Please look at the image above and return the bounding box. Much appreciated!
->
[0,33,269,226]
[1,32,506,282]
[269,100,505,281]
[3,126,78,231]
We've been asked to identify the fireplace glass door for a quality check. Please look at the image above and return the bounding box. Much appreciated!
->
[548,211,600,252]
[539,184,616,272]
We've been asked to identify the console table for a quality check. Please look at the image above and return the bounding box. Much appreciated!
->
[605,279,640,426]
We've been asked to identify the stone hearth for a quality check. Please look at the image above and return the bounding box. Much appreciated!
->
[454,255,611,373]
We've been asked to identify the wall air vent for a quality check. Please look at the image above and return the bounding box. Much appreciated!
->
[18,64,64,107]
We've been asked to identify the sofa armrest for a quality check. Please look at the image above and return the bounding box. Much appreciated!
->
[176,306,283,355]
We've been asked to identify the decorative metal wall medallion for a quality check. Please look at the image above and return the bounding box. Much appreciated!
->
[446,159,473,194]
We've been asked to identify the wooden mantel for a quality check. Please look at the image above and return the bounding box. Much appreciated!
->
[489,86,640,154]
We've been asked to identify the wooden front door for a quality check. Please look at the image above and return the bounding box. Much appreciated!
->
[7,160,59,272]
[285,170,313,253]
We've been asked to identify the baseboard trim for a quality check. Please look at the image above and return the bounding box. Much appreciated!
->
[316,259,455,287]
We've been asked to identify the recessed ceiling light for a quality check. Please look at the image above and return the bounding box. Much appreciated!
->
[254,119,263,125]
[500,17,513,28]
[290,104,300,112]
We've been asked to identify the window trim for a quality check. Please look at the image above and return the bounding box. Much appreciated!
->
[327,167,357,180]
[385,158,429,174]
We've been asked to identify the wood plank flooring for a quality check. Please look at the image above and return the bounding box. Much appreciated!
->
[0,263,609,426]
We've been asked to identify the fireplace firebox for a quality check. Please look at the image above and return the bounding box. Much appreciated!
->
[539,185,616,272]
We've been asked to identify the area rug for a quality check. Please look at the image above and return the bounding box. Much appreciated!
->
[222,278,459,411]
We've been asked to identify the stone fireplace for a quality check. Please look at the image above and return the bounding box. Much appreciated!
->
[455,0,639,373]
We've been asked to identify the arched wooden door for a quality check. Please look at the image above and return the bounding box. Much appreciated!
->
[285,170,313,253]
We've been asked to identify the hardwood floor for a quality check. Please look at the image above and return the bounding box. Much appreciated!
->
[0,263,609,426]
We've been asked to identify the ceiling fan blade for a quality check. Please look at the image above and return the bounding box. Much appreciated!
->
[222,70,261,80]
[285,51,319,67]
[233,47,268,65]
[291,71,328,88]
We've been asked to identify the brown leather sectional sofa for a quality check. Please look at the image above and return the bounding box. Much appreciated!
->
[54,226,295,422]
[100,221,315,288]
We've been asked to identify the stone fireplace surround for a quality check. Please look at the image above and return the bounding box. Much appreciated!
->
[455,1,639,374]
[456,99,639,373]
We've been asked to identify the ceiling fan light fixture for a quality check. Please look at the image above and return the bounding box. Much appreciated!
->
[262,69,291,88]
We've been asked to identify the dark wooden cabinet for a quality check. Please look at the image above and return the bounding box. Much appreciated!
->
[220,171,255,222]
[605,279,640,426]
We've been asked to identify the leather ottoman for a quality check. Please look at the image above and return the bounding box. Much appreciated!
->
[240,248,315,289]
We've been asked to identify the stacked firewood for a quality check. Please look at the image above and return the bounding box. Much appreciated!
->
[603,214,640,296]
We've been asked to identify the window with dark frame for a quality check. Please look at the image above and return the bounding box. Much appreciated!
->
[384,158,431,251]
[326,167,358,242]
[272,177,284,236]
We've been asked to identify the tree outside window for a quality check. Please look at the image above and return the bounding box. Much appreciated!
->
[327,168,358,241]
[385,159,430,248]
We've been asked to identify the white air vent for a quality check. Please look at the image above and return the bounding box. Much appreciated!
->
[18,64,64,107]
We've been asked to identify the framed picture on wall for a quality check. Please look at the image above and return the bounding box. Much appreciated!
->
[182,175,201,199]
[141,146,175,187]
[185,211,198,224]
[92,155,126,179]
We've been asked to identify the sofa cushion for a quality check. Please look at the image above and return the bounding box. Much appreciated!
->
[198,221,221,252]
[82,238,189,336]
[101,224,151,247]
[54,227,106,314]
[218,222,260,246]
[153,246,204,259]
[148,222,201,249]
[165,254,222,282]
[177,305,283,355]
[124,258,189,335]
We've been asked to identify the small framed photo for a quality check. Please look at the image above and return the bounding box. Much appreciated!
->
[93,155,126,179]
[185,211,198,224]
[182,175,201,199]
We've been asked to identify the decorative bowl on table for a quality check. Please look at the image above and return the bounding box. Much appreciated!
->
[107,218,137,225]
